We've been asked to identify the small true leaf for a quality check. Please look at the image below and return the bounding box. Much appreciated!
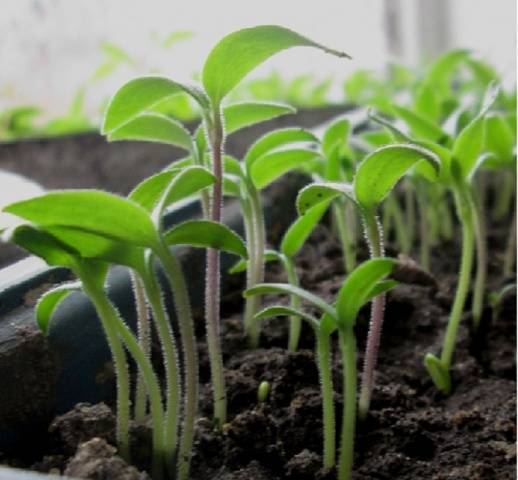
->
[296,182,354,215]
[164,220,247,258]
[322,118,350,158]
[250,148,321,189]
[108,113,193,151]
[224,102,295,135]
[392,105,450,143]
[354,144,440,210]
[245,128,318,168]
[36,282,81,335]
[202,25,350,105]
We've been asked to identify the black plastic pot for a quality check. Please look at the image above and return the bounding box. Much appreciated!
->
[0,105,358,478]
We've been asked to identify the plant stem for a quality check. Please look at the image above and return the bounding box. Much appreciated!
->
[155,243,198,480]
[131,271,150,422]
[469,186,487,331]
[140,265,181,475]
[416,182,431,272]
[503,209,516,278]
[284,256,302,351]
[316,329,335,470]
[387,193,411,254]
[205,107,227,427]
[492,169,514,221]
[439,190,454,241]
[338,327,357,480]
[440,185,475,370]
[83,280,165,479]
[333,199,356,273]
[404,179,416,250]
[358,209,385,419]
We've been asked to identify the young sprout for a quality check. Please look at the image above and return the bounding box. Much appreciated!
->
[257,380,271,403]
[102,25,351,428]
[3,178,247,480]
[488,283,516,324]
[245,258,400,478]
[297,144,439,417]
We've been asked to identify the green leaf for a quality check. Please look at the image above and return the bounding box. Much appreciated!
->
[336,258,397,327]
[254,306,319,330]
[364,279,399,303]
[361,130,394,147]
[452,82,499,179]
[281,201,330,258]
[485,113,515,162]
[228,249,282,274]
[245,128,318,168]
[413,83,440,122]
[244,282,336,320]
[3,224,78,268]
[392,105,450,143]
[224,102,295,135]
[223,175,242,197]
[101,42,135,65]
[354,144,440,210]
[425,49,470,99]
[250,148,321,189]
[152,166,216,223]
[36,282,81,335]
[367,109,412,142]
[108,113,193,151]
[223,155,244,177]
[129,170,179,212]
[164,220,247,258]
[4,191,158,248]
[322,118,350,158]
[102,76,208,134]
[202,25,350,105]
[296,182,354,215]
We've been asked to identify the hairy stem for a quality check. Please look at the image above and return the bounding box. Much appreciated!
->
[83,280,165,479]
[333,199,356,273]
[440,185,475,370]
[155,243,198,480]
[205,108,227,427]
[140,264,181,475]
[131,271,150,422]
[358,209,385,419]
[316,329,335,470]
[285,256,302,352]
[469,186,487,331]
[503,209,516,278]
[338,327,357,480]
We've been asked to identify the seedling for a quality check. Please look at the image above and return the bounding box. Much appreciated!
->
[257,380,271,403]
[245,257,400,478]
[296,143,439,417]
[488,283,516,324]
[102,25,350,428]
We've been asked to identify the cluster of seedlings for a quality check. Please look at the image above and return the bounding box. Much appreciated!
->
[1,26,515,480]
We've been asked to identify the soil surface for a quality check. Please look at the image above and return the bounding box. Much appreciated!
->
[1,197,515,479]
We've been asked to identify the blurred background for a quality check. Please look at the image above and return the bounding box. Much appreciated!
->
[1,0,516,123]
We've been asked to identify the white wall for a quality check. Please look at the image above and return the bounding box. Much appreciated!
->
[0,0,515,120]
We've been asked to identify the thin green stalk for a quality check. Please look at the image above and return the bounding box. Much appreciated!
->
[83,280,165,479]
[428,192,441,246]
[316,329,335,470]
[285,256,302,352]
[140,265,181,475]
[155,243,198,480]
[440,186,475,371]
[333,199,356,273]
[404,179,416,250]
[416,183,431,272]
[492,170,514,221]
[358,209,385,419]
[387,192,411,254]
[503,209,516,278]
[205,108,227,427]
[338,327,357,480]
[131,271,150,422]
[439,191,454,241]
[469,186,487,331]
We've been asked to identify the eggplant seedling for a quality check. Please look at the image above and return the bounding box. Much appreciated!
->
[245,257,400,478]
[2,177,247,480]
[102,25,350,428]
[296,143,439,417]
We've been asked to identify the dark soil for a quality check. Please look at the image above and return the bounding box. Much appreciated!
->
[1,205,515,479]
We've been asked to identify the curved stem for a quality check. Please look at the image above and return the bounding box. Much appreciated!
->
[338,327,357,480]
[131,271,150,422]
[333,199,356,273]
[316,329,335,470]
[140,265,181,475]
[285,256,302,351]
[358,209,385,419]
[83,281,165,479]
[469,186,487,331]
[440,185,475,369]
[155,243,198,480]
